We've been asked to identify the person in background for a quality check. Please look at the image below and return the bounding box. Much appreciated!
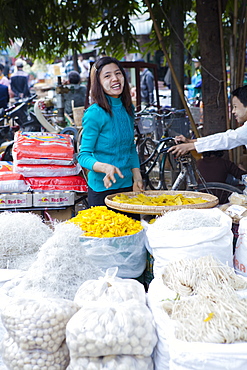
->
[0,84,9,109]
[0,64,10,87]
[63,70,86,115]
[197,150,247,187]
[78,54,89,82]
[77,56,143,217]
[185,57,202,101]
[64,56,75,77]
[136,59,154,107]
[168,85,247,157]
[3,61,10,78]
[10,59,30,101]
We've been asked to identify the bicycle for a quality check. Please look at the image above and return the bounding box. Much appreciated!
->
[139,136,243,204]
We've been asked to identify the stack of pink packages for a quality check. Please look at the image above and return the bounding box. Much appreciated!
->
[12,132,88,192]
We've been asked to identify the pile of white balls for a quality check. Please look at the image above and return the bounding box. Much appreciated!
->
[66,275,157,369]
[1,296,79,369]
[67,354,154,370]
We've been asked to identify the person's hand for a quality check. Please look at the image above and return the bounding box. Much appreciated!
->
[133,179,144,192]
[102,164,124,189]
[174,135,190,144]
[132,168,143,192]
[168,142,196,156]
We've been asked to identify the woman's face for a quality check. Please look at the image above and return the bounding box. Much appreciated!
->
[232,96,247,124]
[99,63,125,98]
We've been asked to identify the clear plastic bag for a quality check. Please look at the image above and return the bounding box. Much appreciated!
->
[67,354,154,370]
[1,334,69,370]
[1,296,79,352]
[66,299,157,358]
[74,268,146,306]
[80,229,147,278]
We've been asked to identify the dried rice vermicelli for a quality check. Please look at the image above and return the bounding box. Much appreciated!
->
[161,255,247,343]
[163,286,247,343]
[3,222,103,300]
[0,211,52,269]
[151,209,221,231]
[162,255,247,297]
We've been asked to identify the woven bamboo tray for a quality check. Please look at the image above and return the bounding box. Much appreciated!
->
[105,190,219,215]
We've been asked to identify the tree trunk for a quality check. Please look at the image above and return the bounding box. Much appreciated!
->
[196,0,227,136]
[170,1,184,109]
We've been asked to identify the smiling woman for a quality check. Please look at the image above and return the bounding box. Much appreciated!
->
[77,56,143,218]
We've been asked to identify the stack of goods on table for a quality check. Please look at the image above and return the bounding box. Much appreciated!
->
[12,131,87,194]
[0,161,32,209]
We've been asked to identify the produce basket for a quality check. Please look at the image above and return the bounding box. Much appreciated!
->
[105,190,219,215]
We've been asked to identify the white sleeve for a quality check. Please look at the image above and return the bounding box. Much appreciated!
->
[194,121,247,153]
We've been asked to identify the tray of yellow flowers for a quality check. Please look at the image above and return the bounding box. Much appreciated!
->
[105,190,219,215]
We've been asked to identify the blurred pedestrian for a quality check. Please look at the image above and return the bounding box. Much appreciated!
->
[78,54,89,82]
[64,71,86,115]
[10,59,30,101]
[136,59,154,107]
[0,64,10,87]
[0,84,9,109]
[185,57,202,101]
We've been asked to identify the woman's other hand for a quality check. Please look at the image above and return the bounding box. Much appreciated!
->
[132,168,144,192]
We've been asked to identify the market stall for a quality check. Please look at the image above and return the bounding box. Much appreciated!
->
[0,185,247,369]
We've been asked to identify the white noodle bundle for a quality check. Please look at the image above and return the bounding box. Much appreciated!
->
[163,286,247,343]
[162,255,247,296]
[152,209,221,231]
[0,211,52,269]
[4,222,102,300]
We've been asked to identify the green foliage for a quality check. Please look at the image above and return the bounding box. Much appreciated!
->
[0,0,140,60]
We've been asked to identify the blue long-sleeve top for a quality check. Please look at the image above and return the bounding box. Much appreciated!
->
[77,95,140,192]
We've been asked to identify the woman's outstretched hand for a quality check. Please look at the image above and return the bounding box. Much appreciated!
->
[92,162,124,189]
[103,164,124,189]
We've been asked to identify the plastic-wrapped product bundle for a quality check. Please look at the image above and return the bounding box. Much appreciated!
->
[1,335,69,370]
[67,354,154,370]
[1,297,79,352]
[66,299,157,358]
[74,268,146,306]
[12,132,75,164]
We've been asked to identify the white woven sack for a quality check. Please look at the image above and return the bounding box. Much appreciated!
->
[146,208,233,277]
[234,217,247,276]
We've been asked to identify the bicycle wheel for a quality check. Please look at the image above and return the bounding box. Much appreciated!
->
[197,182,243,204]
[139,138,162,190]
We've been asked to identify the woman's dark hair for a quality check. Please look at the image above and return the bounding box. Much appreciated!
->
[231,85,247,107]
[90,56,133,116]
[0,63,4,71]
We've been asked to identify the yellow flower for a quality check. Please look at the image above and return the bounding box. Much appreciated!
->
[68,206,143,238]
